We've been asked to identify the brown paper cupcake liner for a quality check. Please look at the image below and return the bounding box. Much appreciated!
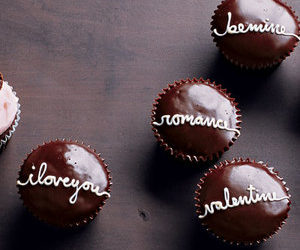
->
[17,139,112,228]
[194,158,291,245]
[211,0,300,70]
[151,78,242,162]
[0,84,21,150]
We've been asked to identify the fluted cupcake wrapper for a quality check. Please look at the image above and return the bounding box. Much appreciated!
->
[194,158,291,245]
[151,78,242,162]
[0,84,21,151]
[211,0,300,70]
[17,139,112,228]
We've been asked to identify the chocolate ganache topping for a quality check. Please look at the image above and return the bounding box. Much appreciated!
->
[0,72,3,90]
[195,159,290,244]
[152,79,241,162]
[211,0,300,68]
[17,140,111,227]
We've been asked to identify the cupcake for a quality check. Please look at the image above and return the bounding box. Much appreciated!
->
[0,72,21,150]
[151,78,241,162]
[211,0,300,69]
[195,158,290,245]
[17,140,112,227]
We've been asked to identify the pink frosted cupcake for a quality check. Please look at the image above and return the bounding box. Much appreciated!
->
[0,73,21,150]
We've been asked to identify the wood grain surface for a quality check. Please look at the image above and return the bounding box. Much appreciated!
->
[0,1,299,250]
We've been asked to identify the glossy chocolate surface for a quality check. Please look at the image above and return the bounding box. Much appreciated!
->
[18,141,111,227]
[152,79,240,161]
[196,160,290,243]
[0,72,3,90]
[212,0,299,67]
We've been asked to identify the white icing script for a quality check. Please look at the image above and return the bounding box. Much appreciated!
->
[213,12,300,41]
[17,162,111,205]
[198,184,289,219]
[153,114,240,136]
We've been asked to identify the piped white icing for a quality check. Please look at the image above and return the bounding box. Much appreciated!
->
[17,162,111,204]
[198,184,289,219]
[213,12,300,41]
[0,81,19,135]
[153,114,240,136]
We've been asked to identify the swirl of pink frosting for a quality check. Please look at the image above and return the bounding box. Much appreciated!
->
[0,81,19,135]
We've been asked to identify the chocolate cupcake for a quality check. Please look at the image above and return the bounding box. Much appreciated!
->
[195,158,290,245]
[17,140,112,227]
[0,72,21,150]
[211,0,300,69]
[151,78,241,162]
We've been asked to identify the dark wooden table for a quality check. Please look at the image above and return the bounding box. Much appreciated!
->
[0,1,299,249]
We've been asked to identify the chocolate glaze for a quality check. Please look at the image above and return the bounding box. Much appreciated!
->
[195,159,290,243]
[18,140,111,227]
[212,0,299,68]
[152,79,240,161]
[0,72,3,90]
